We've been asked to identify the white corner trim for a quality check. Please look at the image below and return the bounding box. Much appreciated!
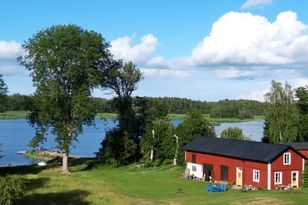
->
[267,163,271,190]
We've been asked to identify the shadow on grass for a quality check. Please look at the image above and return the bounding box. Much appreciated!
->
[24,177,49,192]
[14,190,90,205]
[0,164,48,176]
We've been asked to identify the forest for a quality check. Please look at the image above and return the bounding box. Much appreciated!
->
[1,94,268,119]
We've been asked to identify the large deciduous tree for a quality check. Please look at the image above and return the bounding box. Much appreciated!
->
[97,61,143,165]
[264,80,299,143]
[18,25,111,173]
[0,74,8,113]
[175,110,216,164]
[0,74,8,157]
[295,86,308,141]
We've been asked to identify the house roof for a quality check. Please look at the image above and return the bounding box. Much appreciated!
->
[284,142,308,150]
[184,137,306,163]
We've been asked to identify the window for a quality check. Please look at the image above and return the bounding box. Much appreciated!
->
[253,169,260,182]
[220,165,229,181]
[283,152,291,165]
[274,172,282,185]
[192,165,196,171]
[192,154,196,163]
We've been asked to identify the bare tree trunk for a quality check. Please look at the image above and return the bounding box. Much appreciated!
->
[173,134,179,166]
[62,150,70,174]
[150,130,154,161]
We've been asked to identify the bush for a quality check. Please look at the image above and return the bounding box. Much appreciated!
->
[162,159,173,165]
[0,175,25,205]
[144,161,153,168]
[153,160,162,167]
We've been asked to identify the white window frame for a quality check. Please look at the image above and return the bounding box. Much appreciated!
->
[253,169,260,182]
[274,172,282,185]
[283,152,291,165]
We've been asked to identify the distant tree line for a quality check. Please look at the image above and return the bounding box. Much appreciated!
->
[1,94,268,119]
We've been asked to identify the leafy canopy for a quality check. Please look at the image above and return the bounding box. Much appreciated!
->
[264,80,299,143]
[18,24,111,154]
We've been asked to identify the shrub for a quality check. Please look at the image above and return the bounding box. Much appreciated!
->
[162,159,173,165]
[0,175,25,205]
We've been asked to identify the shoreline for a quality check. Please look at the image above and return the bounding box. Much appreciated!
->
[0,111,264,123]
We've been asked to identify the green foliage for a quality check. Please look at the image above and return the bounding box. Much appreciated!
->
[0,74,8,113]
[304,164,308,188]
[264,80,299,143]
[295,86,308,141]
[141,119,174,162]
[5,94,33,111]
[220,127,251,140]
[175,110,216,164]
[18,24,111,172]
[0,176,25,205]
[97,62,143,165]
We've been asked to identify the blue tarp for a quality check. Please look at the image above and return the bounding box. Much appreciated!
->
[205,183,226,192]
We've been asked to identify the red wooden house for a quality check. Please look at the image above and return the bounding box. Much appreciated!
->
[284,142,308,159]
[184,137,306,190]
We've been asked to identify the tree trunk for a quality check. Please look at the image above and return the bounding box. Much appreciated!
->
[62,149,70,174]
[173,134,179,166]
[150,130,155,161]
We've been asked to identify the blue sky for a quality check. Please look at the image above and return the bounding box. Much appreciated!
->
[1,0,308,101]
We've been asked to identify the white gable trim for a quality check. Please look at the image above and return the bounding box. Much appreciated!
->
[267,163,271,190]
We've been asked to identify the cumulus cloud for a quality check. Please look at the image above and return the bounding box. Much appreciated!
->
[187,11,308,67]
[110,34,158,64]
[241,0,272,9]
[215,68,257,79]
[145,56,167,68]
[240,89,269,101]
[141,68,190,78]
[0,40,23,60]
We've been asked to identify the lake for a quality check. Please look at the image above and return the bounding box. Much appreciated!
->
[0,119,264,166]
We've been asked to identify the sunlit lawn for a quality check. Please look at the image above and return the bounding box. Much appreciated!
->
[1,160,306,205]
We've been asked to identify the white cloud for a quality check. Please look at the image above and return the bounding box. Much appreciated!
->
[187,11,308,67]
[145,56,167,68]
[215,68,257,79]
[141,68,190,78]
[240,88,269,101]
[0,40,23,60]
[241,0,272,9]
[110,34,158,64]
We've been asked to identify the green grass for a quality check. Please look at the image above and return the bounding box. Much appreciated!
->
[0,111,29,120]
[168,114,264,122]
[1,160,307,205]
[0,111,264,122]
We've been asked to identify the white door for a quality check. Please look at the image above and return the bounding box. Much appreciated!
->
[236,167,243,186]
[291,171,299,188]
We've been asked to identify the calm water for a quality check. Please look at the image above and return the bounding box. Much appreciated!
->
[0,119,117,166]
[0,119,264,166]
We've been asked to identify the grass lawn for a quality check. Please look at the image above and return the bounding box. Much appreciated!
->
[168,114,264,122]
[0,111,29,119]
[1,160,306,205]
[0,111,264,123]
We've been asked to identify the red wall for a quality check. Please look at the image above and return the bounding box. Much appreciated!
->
[298,150,308,158]
[186,151,268,189]
[271,148,304,189]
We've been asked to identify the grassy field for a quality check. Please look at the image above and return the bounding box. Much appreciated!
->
[168,114,264,122]
[1,160,307,205]
[0,111,264,122]
[0,111,29,120]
